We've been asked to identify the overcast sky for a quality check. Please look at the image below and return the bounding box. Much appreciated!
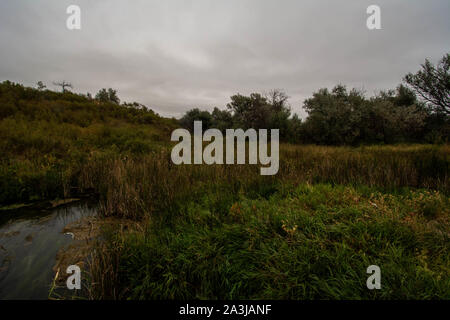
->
[0,0,449,118]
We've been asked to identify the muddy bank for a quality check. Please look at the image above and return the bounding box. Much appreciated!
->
[50,215,142,299]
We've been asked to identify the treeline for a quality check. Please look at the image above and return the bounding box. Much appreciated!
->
[180,53,449,145]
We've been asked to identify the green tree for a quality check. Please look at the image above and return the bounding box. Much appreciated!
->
[95,88,120,104]
[286,113,303,143]
[36,81,46,91]
[211,107,233,132]
[265,89,291,139]
[404,53,450,115]
[180,108,213,132]
[227,93,271,130]
[302,84,427,145]
[302,85,366,145]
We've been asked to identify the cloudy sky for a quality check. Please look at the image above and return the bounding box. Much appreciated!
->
[0,0,449,118]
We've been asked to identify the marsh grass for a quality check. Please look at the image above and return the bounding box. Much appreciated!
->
[89,183,449,299]
[75,144,449,220]
[83,144,449,299]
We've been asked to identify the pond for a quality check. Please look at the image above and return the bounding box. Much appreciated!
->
[0,200,97,300]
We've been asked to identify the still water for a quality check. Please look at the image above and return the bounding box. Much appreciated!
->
[0,201,97,299]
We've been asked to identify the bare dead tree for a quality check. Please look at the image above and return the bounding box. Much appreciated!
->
[53,81,73,93]
[36,81,46,91]
[266,89,290,112]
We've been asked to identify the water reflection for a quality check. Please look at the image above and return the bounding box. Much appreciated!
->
[0,200,97,299]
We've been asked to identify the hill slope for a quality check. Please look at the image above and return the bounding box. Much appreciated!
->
[0,81,178,204]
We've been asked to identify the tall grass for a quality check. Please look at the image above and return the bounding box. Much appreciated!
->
[89,183,449,299]
[82,144,449,299]
[76,144,449,220]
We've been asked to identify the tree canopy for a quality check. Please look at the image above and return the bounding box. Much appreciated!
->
[404,53,450,115]
[179,54,449,145]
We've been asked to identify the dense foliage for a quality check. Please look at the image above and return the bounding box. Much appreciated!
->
[180,54,449,145]
[404,53,450,116]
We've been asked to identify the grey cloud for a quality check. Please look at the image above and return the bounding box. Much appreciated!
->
[0,0,449,118]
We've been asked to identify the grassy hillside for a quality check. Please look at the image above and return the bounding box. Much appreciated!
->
[0,81,178,204]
